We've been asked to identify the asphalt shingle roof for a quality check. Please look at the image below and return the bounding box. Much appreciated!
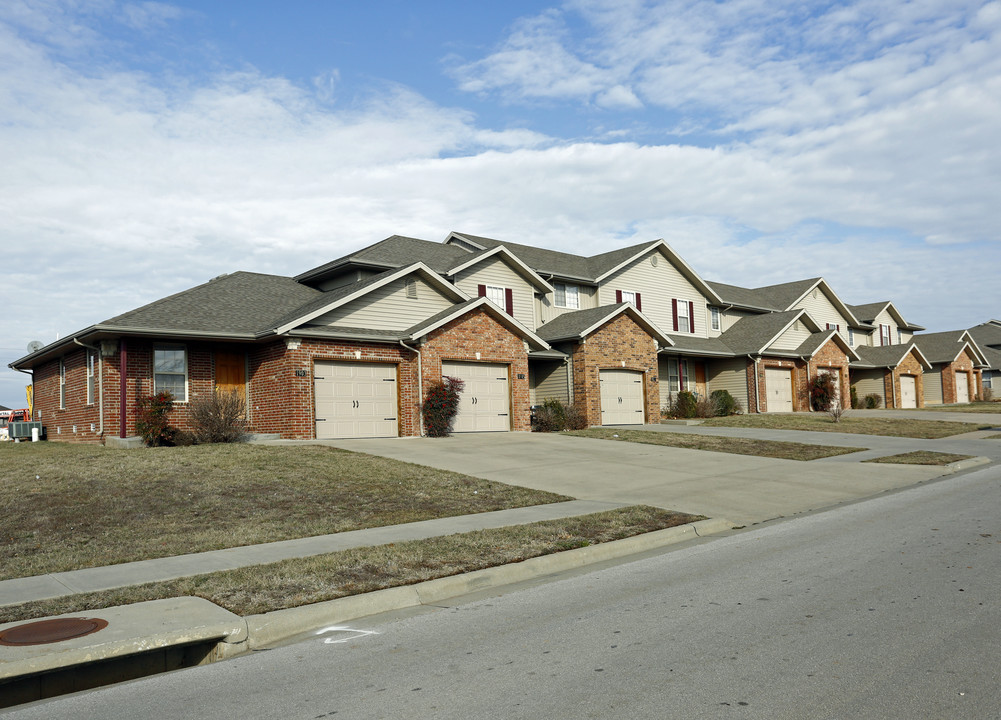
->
[707,279,821,311]
[968,322,1001,350]
[912,330,970,365]
[536,304,634,342]
[718,310,803,355]
[853,344,916,368]
[847,302,891,324]
[296,235,473,281]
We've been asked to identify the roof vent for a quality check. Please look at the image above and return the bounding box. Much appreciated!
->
[211,273,229,282]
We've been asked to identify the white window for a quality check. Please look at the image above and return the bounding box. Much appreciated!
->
[620,290,636,306]
[486,285,506,308]
[985,371,993,389]
[677,301,690,333]
[848,328,855,347]
[154,345,187,401]
[667,359,693,393]
[554,282,579,309]
[59,358,66,409]
[86,350,96,405]
[710,307,720,331]
[880,324,892,346]
[897,328,902,345]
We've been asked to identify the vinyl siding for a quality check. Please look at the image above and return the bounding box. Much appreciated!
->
[706,357,750,410]
[851,370,884,399]
[923,367,944,404]
[315,269,380,292]
[531,359,570,406]
[719,309,756,333]
[536,284,597,327]
[311,277,454,330]
[795,288,851,343]
[767,321,813,351]
[598,250,707,337]
[452,257,536,331]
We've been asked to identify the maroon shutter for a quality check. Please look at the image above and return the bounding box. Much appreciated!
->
[635,293,642,311]
[688,301,695,333]
[505,288,514,316]
[679,360,686,389]
[477,284,486,298]
[672,299,679,331]
[616,290,622,303]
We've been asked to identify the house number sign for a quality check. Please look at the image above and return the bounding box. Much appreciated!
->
[295,369,309,377]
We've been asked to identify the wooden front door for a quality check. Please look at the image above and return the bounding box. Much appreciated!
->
[216,352,247,403]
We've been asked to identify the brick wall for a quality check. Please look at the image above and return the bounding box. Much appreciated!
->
[570,313,660,426]
[811,339,851,410]
[885,350,925,409]
[941,348,977,404]
[750,357,809,413]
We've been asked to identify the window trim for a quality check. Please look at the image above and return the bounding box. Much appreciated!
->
[86,349,96,405]
[554,282,579,309]
[154,344,188,402]
[710,307,720,332]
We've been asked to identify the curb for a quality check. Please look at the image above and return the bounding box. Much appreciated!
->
[241,517,733,650]
[942,456,992,474]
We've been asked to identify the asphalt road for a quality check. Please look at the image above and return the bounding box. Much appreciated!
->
[6,466,1001,719]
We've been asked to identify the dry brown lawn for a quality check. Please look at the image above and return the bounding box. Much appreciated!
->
[863,451,974,466]
[699,414,990,438]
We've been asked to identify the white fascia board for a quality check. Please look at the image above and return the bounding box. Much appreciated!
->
[274,263,467,335]
[444,232,488,250]
[957,331,990,365]
[579,305,674,347]
[789,279,864,328]
[593,240,726,305]
[407,297,551,350]
[903,343,934,370]
[446,245,554,293]
[757,309,813,354]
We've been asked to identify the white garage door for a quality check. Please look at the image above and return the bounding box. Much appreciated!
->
[900,375,917,408]
[955,371,970,403]
[765,367,794,413]
[599,369,645,425]
[314,361,398,439]
[441,361,510,433]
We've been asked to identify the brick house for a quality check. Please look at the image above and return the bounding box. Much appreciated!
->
[912,330,989,404]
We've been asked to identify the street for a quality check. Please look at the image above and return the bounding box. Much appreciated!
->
[5,465,1001,719]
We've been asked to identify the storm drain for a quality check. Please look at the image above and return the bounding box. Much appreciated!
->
[0,617,109,646]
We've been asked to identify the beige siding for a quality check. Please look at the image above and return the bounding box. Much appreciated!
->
[598,249,708,337]
[719,309,756,333]
[795,288,851,343]
[706,357,749,410]
[899,330,914,344]
[452,257,536,331]
[851,370,884,400]
[536,284,597,327]
[311,277,454,330]
[768,321,813,351]
[316,269,379,292]
[531,360,570,406]
[872,308,909,347]
[923,368,944,404]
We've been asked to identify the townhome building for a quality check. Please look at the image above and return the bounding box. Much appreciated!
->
[966,321,1001,396]
[7,231,976,444]
[912,330,989,405]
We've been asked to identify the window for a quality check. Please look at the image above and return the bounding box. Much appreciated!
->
[59,358,66,409]
[826,323,840,332]
[554,282,579,309]
[478,284,513,315]
[86,350,96,405]
[620,290,636,305]
[154,345,187,401]
[667,359,693,393]
[677,300,690,333]
[897,328,902,345]
[848,328,855,347]
[880,324,892,346]
[710,307,720,331]
[985,371,993,390]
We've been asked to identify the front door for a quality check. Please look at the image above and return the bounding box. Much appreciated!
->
[216,352,247,404]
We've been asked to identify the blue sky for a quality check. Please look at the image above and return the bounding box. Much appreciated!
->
[2,0,1000,407]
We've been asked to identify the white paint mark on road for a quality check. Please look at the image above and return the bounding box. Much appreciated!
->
[315,625,380,644]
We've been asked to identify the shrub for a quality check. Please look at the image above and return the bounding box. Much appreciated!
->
[828,403,848,423]
[984,387,994,402]
[423,376,464,437]
[135,391,176,447]
[850,385,860,409]
[864,393,882,409]
[190,390,248,444]
[694,395,716,418]
[673,391,697,419]
[810,374,837,412]
[709,389,737,416]
[564,404,589,430]
[533,398,589,431]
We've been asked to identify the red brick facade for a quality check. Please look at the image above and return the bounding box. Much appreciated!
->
[570,313,660,426]
[745,338,849,413]
[940,348,980,404]
[883,349,926,409]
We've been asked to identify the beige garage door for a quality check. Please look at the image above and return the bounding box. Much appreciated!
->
[900,375,917,408]
[955,371,970,403]
[441,361,510,432]
[314,361,398,439]
[599,369,645,425]
[765,367,794,412]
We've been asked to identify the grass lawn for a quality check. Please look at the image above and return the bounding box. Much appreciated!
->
[0,442,570,581]
[914,402,1001,414]
[863,451,975,466]
[0,506,703,624]
[569,428,862,460]
[699,414,991,439]
[985,434,1001,440]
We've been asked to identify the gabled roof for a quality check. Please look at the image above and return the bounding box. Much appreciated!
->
[536,303,673,346]
[853,343,932,370]
[274,263,469,335]
[296,235,472,283]
[981,346,1001,371]
[791,330,861,363]
[719,310,812,355]
[447,232,597,280]
[710,277,864,328]
[403,297,549,350]
[660,335,734,357]
[847,301,925,331]
[968,321,1001,350]
[446,245,553,293]
[913,330,988,366]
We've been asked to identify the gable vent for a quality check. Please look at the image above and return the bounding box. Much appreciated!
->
[405,279,418,299]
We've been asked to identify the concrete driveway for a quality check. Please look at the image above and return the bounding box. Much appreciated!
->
[314,431,960,525]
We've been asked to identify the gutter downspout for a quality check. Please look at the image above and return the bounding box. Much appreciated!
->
[119,338,128,439]
[890,365,897,409]
[749,354,760,413]
[399,340,423,436]
[801,355,811,412]
[74,338,103,436]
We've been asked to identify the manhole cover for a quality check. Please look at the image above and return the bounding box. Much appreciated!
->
[0,617,109,646]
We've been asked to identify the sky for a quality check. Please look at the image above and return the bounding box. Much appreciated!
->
[2,0,1000,407]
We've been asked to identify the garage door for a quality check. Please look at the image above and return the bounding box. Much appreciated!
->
[441,361,510,432]
[900,375,917,408]
[314,361,398,439]
[955,371,970,403]
[765,367,794,412]
[599,369,645,425]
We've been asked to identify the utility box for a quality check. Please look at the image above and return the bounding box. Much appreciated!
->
[8,421,44,440]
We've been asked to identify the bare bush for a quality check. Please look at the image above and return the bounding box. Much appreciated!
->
[828,403,848,423]
[190,390,249,444]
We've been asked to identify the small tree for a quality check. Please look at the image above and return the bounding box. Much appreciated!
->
[811,373,837,412]
[190,390,248,444]
[135,391,175,447]
[422,376,465,437]
[674,390,697,418]
[710,389,737,416]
